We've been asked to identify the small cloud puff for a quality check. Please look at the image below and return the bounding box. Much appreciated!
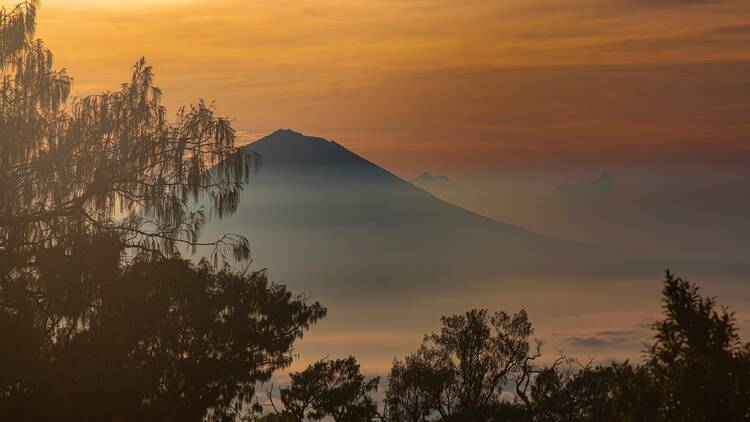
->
[562,328,648,349]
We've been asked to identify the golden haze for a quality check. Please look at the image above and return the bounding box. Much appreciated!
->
[23,0,750,176]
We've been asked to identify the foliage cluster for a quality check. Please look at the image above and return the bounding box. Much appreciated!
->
[260,272,750,422]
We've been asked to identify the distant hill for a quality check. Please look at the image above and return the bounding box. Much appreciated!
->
[194,129,744,370]
[200,130,660,299]
[557,172,615,197]
[412,172,452,185]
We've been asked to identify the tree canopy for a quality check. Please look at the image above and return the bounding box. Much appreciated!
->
[1,3,326,420]
[384,309,540,422]
[1,0,254,264]
[0,248,326,421]
[270,356,380,422]
[380,272,750,422]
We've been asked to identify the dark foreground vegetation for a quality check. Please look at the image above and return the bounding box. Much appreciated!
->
[260,271,750,422]
[1,2,748,421]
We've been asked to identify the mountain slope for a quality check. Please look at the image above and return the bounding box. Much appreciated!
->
[199,129,661,299]
[195,129,749,371]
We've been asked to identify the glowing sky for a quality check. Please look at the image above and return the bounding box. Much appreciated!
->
[24,0,750,177]
[8,0,749,374]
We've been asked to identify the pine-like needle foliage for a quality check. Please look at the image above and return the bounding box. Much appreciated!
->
[0,1,255,266]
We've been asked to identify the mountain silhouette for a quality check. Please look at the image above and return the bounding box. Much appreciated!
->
[557,171,615,197]
[200,130,660,298]
[412,172,453,185]
[240,129,522,229]
[249,129,372,167]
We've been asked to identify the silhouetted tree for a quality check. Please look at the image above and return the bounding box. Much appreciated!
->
[275,358,328,420]
[525,361,658,422]
[383,271,750,421]
[507,271,749,422]
[385,309,537,421]
[271,356,380,421]
[0,234,326,421]
[1,2,328,420]
[385,349,451,422]
[1,1,254,264]
[648,270,750,421]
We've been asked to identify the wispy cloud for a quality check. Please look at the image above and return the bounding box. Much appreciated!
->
[563,328,648,349]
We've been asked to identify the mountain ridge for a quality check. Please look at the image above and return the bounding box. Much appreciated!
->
[198,129,664,293]
[412,172,453,185]
[240,130,632,253]
[242,129,529,233]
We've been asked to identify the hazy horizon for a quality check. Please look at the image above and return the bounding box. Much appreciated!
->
[196,129,750,374]
[3,1,750,418]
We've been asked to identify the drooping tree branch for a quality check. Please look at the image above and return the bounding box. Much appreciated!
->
[1,2,256,264]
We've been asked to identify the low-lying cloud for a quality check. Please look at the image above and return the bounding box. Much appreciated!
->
[560,328,649,350]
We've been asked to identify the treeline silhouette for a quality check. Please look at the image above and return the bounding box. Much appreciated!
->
[2,2,749,421]
[259,271,750,421]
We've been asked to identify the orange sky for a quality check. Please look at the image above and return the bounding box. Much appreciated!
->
[19,0,750,177]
